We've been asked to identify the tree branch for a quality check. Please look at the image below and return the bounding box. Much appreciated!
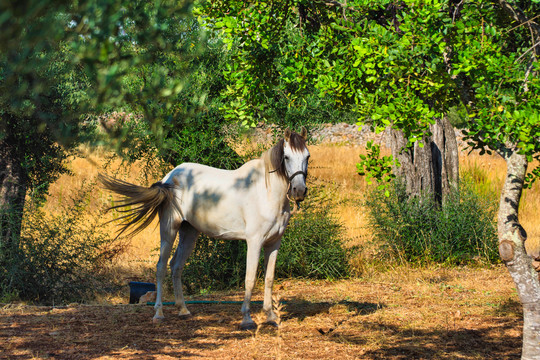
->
[497,0,540,35]
[505,13,540,34]
[314,0,358,12]
[497,0,540,57]
[516,40,540,63]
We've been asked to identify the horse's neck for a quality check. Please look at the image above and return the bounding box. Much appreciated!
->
[264,168,290,213]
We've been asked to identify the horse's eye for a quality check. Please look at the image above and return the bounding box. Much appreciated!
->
[284,156,289,161]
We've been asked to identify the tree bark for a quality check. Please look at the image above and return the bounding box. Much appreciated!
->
[0,139,27,249]
[497,150,540,360]
[390,116,459,203]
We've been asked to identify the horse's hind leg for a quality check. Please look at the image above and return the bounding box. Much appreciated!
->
[170,221,199,317]
[153,219,180,323]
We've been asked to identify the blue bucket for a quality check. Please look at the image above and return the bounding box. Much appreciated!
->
[128,281,156,304]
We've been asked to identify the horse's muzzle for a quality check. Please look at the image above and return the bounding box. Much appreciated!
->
[291,184,307,202]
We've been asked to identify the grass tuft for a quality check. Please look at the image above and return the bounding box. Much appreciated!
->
[364,179,500,266]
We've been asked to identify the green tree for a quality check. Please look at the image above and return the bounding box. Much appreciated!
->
[117,25,246,171]
[199,1,540,357]
[0,0,196,296]
[199,1,460,203]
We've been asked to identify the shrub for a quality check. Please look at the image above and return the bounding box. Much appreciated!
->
[162,109,245,170]
[365,179,499,265]
[0,183,125,304]
[180,205,352,294]
[277,209,352,279]
[182,236,247,294]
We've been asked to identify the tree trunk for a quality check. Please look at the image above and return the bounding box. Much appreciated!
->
[390,116,459,203]
[0,138,27,253]
[497,150,540,360]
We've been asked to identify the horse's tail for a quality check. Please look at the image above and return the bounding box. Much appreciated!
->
[99,173,177,238]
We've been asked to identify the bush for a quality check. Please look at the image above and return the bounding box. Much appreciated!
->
[164,110,245,169]
[182,236,247,294]
[180,205,352,294]
[365,180,499,265]
[277,209,352,279]
[0,183,125,304]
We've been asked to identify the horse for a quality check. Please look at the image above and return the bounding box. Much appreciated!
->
[100,127,310,330]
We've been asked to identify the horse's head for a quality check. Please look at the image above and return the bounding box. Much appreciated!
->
[283,127,310,202]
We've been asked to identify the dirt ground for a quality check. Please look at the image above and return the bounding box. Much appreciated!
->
[0,266,523,360]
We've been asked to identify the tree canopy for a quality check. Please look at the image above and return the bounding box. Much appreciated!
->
[0,0,198,196]
[199,0,540,180]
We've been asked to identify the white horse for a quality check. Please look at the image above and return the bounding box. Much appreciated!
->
[100,128,310,330]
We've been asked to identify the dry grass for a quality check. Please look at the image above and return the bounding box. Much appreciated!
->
[42,149,165,286]
[460,152,540,256]
[0,266,520,359]
[42,142,540,277]
[308,144,370,244]
[308,145,540,257]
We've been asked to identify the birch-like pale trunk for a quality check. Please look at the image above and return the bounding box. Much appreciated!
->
[497,150,540,359]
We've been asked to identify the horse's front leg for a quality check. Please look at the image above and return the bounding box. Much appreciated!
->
[240,240,263,330]
[263,240,281,326]
[153,224,178,323]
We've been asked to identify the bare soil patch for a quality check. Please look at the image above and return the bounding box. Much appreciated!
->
[1,266,521,359]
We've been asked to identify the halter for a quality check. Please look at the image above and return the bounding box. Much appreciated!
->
[288,170,307,183]
[269,165,307,184]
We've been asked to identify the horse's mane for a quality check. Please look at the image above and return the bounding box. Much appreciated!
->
[262,132,307,186]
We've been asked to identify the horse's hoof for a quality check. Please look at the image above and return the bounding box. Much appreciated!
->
[239,321,258,331]
[152,315,165,324]
[263,320,279,328]
[178,311,192,318]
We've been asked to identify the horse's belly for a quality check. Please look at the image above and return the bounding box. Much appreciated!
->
[205,228,247,240]
[191,221,247,240]
[184,205,247,240]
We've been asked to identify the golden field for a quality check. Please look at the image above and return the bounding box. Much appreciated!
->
[42,141,540,279]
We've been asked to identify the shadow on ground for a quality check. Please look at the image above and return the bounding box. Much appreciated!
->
[0,297,521,359]
[0,298,381,359]
[321,314,521,359]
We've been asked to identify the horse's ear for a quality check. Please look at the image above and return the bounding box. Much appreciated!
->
[284,127,291,141]
[300,126,308,140]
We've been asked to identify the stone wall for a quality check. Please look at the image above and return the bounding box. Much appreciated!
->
[250,122,467,149]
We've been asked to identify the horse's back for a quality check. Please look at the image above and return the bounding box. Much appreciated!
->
[163,161,262,192]
[161,161,265,240]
